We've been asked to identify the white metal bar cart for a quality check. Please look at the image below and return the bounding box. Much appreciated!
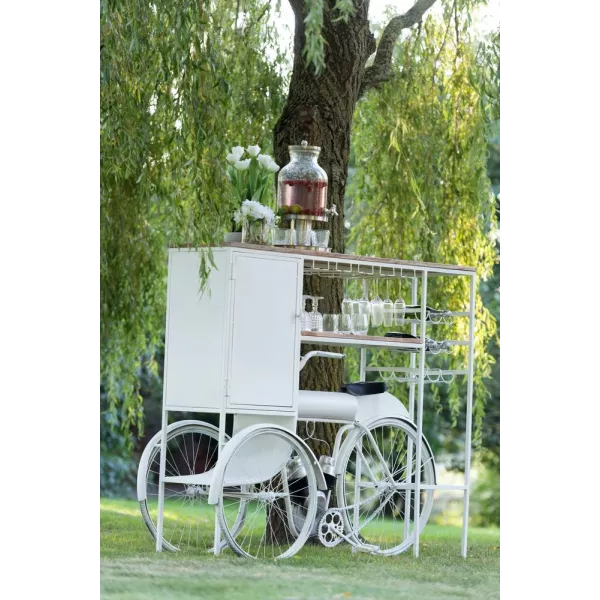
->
[136,243,476,560]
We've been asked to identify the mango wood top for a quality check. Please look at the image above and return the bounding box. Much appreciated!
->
[172,243,476,274]
[301,331,424,348]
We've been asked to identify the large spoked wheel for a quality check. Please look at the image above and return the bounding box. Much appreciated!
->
[336,417,436,556]
[138,421,244,552]
[216,427,318,559]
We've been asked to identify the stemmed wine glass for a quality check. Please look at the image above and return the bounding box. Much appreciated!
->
[310,296,324,332]
[394,278,406,326]
[370,278,384,327]
[358,279,371,328]
[341,279,353,320]
[383,279,394,327]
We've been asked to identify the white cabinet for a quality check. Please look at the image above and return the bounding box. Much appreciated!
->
[164,248,302,415]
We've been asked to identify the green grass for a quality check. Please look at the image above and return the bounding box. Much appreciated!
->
[101,498,500,599]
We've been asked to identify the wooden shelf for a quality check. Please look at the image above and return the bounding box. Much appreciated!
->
[301,331,424,350]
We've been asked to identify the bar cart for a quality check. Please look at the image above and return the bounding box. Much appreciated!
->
[136,243,476,559]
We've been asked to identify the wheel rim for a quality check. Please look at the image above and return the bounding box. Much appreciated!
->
[142,424,222,552]
[336,419,436,555]
[218,429,318,559]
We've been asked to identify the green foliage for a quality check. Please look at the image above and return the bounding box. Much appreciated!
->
[100,0,287,439]
[100,408,136,498]
[348,12,499,447]
[303,0,326,74]
[471,455,500,526]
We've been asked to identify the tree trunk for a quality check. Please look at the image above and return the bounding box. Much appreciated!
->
[270,1,375,541]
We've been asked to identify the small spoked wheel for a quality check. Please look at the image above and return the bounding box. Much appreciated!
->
[216,427,318,559]
[138,421,242,552]
[336,417,436,556]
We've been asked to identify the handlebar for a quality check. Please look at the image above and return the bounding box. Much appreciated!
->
[299,351,346,371]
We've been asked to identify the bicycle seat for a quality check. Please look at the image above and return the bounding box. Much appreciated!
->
[340,381,387,396]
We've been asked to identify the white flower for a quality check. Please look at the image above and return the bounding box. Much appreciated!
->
[234,159,251,171]
[246,145,261,157]
[257,154,272,168]
[226,153,238,165]
[265,160,280,173]
[231,146,245,159]
[233,209,242,224]
[240,199,275,225]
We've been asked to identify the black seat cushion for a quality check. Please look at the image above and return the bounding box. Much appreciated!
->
[340,381,387,396]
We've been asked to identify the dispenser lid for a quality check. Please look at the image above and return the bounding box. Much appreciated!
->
[288,140,321,153]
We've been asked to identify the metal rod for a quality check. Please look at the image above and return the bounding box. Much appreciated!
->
[213,390,228,555]
[155,406,168,552]
[404,276,418,541]
[352,437,362,553]
[413,273,427,557]
[461,274,477,558]
[359,279,368,380]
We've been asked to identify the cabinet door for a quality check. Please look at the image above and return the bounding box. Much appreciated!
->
[228,254,300,411]
[164,250,230,411]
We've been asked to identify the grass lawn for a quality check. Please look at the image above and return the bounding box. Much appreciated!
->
[101,498,499,599]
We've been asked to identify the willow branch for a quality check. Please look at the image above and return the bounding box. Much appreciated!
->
[360,0,438,96]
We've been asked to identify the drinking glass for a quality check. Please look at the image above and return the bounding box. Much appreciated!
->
[323,314,339,333]
[311,229,330,249]
[301,295,312,331]
[310,296,324,332]
[394,280,406,326]
[383,279,394,327]
[370,279,384,327]
[273,228,294,246]
[339,313,352,334]
[351,313,368,335]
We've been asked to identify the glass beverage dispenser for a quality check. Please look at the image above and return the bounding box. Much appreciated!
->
[277,141,334,249]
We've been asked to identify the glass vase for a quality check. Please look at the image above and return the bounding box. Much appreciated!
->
[242,219,270,245]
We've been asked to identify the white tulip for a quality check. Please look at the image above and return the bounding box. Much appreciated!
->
[234,159,251,171]
[266,160,280,173]
[231,146,245,159]
[246,145,261,157]
[257,154,272,168]
[226,153,238,165]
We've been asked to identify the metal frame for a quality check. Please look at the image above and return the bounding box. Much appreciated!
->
[152,246,477,558]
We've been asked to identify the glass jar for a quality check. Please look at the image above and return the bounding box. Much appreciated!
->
[241,219,270,245]
[277,141,328,218]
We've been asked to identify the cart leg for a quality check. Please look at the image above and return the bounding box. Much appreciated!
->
[461,274,476,558]
[155,406,168,552]
[405,276,418,541]
[213,403,228,555]
[352,436,362,553]
[413,273,427,557]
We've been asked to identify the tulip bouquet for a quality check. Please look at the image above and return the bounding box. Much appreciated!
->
[226,144,280,232]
